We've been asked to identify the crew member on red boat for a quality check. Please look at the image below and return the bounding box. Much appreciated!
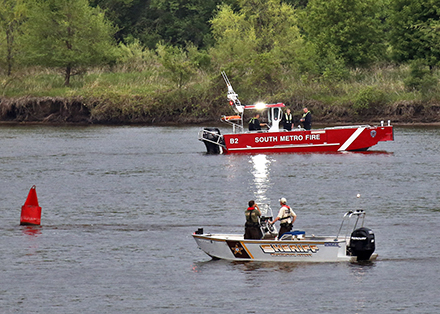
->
[270,198,297,239]
[248,113,266,131]
[300,108,312,130]
[244,200,262,239]
[282,108,294,130]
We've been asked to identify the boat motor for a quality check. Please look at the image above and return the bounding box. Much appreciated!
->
[348,227,375,261]
[201,127,224,154]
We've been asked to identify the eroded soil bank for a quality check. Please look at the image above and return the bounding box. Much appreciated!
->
[1,96,440,125]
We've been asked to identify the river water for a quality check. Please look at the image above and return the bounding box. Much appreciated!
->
[0,124,439,313]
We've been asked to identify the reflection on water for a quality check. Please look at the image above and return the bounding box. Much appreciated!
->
[250,154,271,205]
[1,125,439,314]
[21,225,42,237]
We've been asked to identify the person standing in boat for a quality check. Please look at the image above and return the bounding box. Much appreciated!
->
[300,107,312,130]
[244,200,263,239]
[270,198,297,239]
[248,113,266,131]
[281,108,294,130]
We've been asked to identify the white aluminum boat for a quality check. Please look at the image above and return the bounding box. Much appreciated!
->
[193,209,377,263]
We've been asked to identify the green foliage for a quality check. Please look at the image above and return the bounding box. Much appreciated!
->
[389,0,440,66]
[4,0,440,123]
[117,38,158,72]
[303,0,387,68]
[319,50,349,83]
[89,0,134,42]
[20,0,119,86]
[156,43,205,89]
[91,0,232,49]
[210,0,305,97]
[283,0,309,8]
[0,0,27,76]
[403,59,438,94]
[352,86,387,114]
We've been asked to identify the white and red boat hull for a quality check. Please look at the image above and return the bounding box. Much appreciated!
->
[222,125,393,154]
[199,72,394,154]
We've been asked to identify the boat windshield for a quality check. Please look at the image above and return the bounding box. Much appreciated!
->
[259,204,274,218]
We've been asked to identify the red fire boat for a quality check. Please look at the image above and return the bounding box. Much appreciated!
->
[198,72,394,154]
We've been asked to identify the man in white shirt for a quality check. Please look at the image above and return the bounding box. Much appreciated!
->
[270,197,296,239]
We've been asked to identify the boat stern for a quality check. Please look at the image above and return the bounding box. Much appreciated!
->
[198,128,225,154]
[377,124,394,142]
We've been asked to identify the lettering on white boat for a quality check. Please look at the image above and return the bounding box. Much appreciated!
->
[325,242,341,247]
[254,134,321,144]
[260,244,319,255]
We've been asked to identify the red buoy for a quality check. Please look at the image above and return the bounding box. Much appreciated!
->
[20,185,42,226]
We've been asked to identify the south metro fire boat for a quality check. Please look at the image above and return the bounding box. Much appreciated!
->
[198,72,394,154]
[193,209,377,263]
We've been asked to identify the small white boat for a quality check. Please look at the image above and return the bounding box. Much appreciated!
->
[193,209,376,263]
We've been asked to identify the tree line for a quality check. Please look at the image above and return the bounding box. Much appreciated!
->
[1,0,439,93]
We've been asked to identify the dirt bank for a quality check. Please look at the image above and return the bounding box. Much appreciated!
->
[1,96,440,125]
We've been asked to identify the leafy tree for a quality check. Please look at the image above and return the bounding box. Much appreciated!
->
[403,59,438,93]
[91,0,237,49]
[210,0,304,94]
[117,38,158,72]
[283,0,309,8]
[20,0,118,86]
[303,0,387,68]
[89,0,139,42]
[389,0,440,67]
[0,0,27,76]
[148,0,219,48]
[157,42,209,89]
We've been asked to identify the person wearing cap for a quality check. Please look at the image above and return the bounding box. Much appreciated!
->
[270,198,296,239]
[244,200,262,239]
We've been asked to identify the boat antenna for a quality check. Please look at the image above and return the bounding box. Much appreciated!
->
[221,71,243,114]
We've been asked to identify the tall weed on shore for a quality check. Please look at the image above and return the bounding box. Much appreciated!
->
[1,61,440,123]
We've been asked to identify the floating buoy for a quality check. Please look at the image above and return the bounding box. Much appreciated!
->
[20,185,42,226]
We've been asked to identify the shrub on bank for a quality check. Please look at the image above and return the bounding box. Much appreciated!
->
[1,64,440,124]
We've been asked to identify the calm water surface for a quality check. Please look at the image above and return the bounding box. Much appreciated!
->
[1,124,439,313]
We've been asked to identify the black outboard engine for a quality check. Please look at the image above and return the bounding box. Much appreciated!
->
[348,227,375,261]
[202,127,223,154]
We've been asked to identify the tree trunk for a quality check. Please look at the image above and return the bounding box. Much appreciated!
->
[64,66,71,86]
[6,27,13,76]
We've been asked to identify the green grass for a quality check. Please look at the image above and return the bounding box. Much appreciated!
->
[1,64,440,123]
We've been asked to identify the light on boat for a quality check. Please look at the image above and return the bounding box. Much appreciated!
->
[254,102,266,110]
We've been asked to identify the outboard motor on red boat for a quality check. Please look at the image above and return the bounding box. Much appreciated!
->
[201,127,223,154]
[348,227,375,261]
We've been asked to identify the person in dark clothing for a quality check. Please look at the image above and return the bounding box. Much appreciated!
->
[281,108,294,130]
[248,113,266,131]
[300,107,312,130]
[244,200,262,240]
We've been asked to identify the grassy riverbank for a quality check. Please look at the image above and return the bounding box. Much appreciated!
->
[1,64,440,124]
